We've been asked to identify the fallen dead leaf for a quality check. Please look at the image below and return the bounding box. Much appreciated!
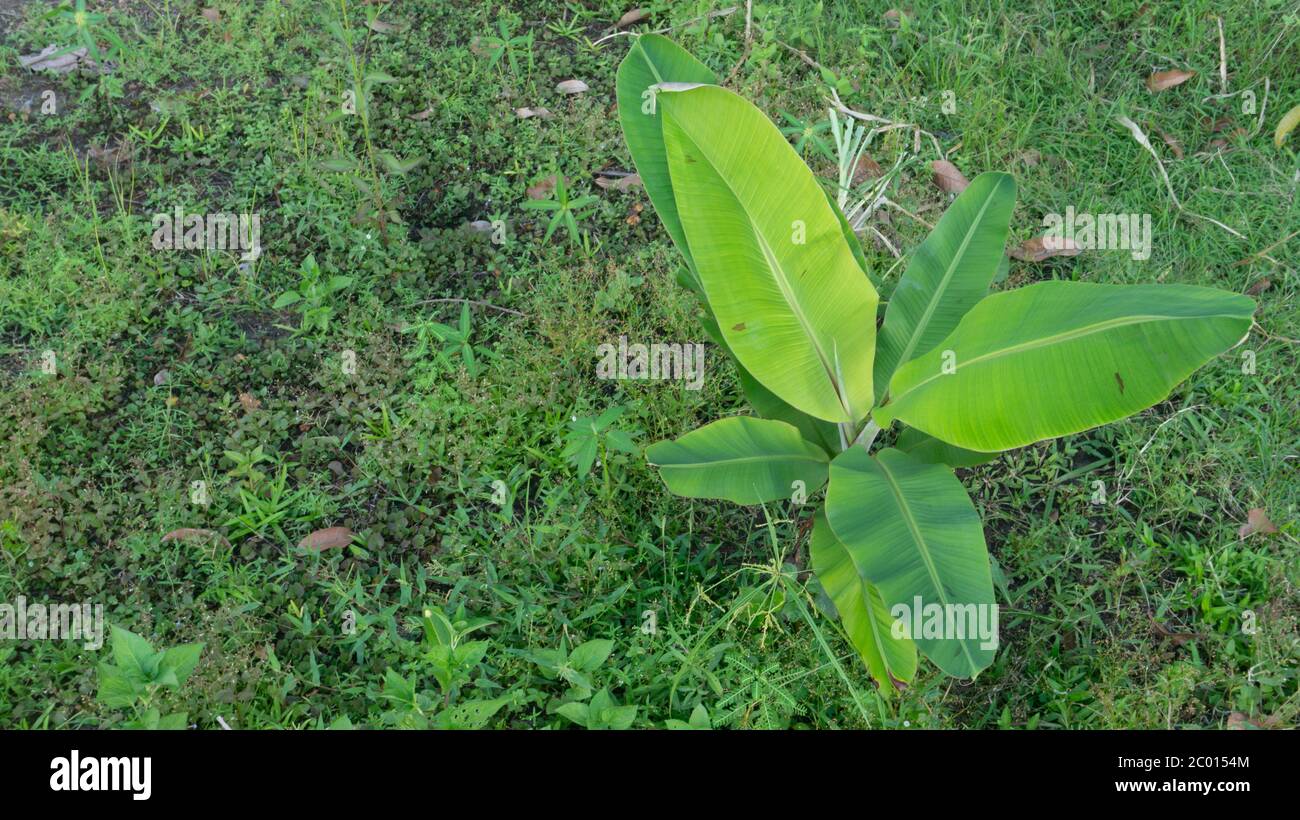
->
[409,107,435,121]
[1146,69,1195,92]
[1245,278,1272,296]
[1227,712,1272,730]
[162,528,231,548]
[299,527,356,551]
[555,79,589,95]
[201,7,221,23]
[1203,116,1235,133]
[852,154,883,184]
[514,106,553,119]
[1158,131,1184,159]
[526,174,558,199]
[1238,507,1278,538]
[595,173,642,192]
[1010,235,1082,262]
[87,142,132,167]
[238,392,261,412]
[1150,617,1204,646]
[616,8,649,28]
[930,160,969,193]
[20,45,97,75]
[367,19,403,34]
[1207,128,1246,151]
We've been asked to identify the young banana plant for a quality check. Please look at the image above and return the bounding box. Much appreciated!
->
[616,35,1255,691]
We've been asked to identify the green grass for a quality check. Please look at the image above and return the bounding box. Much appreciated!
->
[0,0,1296,729]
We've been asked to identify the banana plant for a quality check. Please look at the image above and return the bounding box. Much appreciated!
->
[616,35,1255,692]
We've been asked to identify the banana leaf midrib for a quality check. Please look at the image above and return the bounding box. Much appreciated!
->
[871,456,980,673]
[888,310,1248,405]
[669,107,855,420]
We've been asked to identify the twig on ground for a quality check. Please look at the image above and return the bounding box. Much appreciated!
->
[1115,115,1245,239]
[412,298,526,317]
[592,6,739,46]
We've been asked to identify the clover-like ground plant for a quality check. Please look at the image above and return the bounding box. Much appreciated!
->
[616,35,1255,691]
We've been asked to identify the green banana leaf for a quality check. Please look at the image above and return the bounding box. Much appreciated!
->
[660,84,879,424]
[825,447,996,678]
[875,282,1255,452]
[699,309,841,454]
[896,427,997,468]
[616,34,716,270]
[874,172,1016,400]
[645,416,829,504]
[810,510,917,693]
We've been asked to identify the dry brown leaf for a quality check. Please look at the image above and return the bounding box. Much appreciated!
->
[87,142,133,168]
[930,160,969,193]
[238,392,261,412]
[514,106,553,120]
[1245,278,1272,296]
[1207,127,1246,151]
[299,527,355,551]
[162,528,231,548]
[1146,69,1195,92]
[408,107,435,121]
[1227,712,1271,730]
[201,8,221,23]
[1238,507,1278,538]
[555,79,589,95]
[595,173,642,192]
[852,154,883,184]
[526,174,558,199]
[616,8,649,28]
[1150,617,1204,646]
[1203,116,1235,133]
[1158,131,1184,159]
[1009,235,1082,262]
[367,19,403,34]
[20,45,94,74]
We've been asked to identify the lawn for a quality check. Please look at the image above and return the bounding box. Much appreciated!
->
[0,0,1296,729]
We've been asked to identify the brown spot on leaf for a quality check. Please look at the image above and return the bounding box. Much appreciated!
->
[1114,372,1125,394]
[732,322,747,332]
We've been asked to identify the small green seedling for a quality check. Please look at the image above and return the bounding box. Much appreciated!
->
[273,253,353,335]
[521,173,598,246]
[97,625,204,729]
